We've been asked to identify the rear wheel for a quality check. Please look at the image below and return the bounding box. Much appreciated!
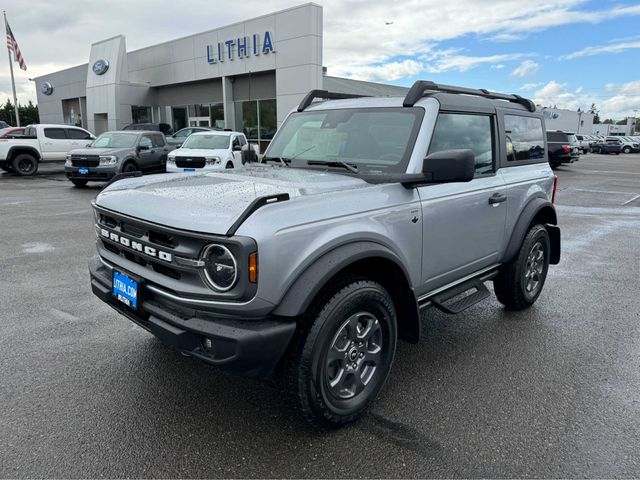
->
[12,153,38,176]
[71,179,88,188]
[282,279,397,429]
[494,224,550,310]
[623,147,631,154]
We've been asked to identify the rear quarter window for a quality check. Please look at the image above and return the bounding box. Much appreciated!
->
[505,115,545,162]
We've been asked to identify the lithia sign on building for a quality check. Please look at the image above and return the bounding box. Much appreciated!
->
[206,31,275,64]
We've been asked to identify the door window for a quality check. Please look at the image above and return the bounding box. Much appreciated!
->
[428,113,494,175]
[151,134,165,147]
[44,128,67,139]
[67,128,92,140]
[504,115,545,162]
[139,136,153,149]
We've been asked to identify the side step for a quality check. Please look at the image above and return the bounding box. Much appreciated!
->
[423,271,498,314]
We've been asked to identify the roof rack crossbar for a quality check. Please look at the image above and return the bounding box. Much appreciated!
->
[402,80,536,112]
[297,90,369,112]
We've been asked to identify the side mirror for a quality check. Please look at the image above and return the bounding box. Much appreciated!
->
[138,144,150,152]
[233,144,242,151]
[241,147,258,164]
[422,149,475,183]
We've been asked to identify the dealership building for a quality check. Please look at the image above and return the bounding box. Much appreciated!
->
[33,3,406,148]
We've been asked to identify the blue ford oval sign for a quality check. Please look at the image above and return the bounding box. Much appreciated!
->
[40,82,53,96]
[92,59,109,75]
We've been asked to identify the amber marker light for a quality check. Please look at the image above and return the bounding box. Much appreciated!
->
[249,253,258,283]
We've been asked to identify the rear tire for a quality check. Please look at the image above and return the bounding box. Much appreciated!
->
[71,179,88,188]
[12,153,38,176]
[282,279,397,429]
[494,224,550,311]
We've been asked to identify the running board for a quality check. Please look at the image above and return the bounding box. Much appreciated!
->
[420,270,498,314]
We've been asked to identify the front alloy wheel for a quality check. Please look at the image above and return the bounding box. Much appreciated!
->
[284,279,397,429]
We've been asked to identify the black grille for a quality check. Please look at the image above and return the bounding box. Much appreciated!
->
[175,156,206,168]
[71,155,100,167]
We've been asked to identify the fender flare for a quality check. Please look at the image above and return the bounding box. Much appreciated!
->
[272,242,420,341]
[502,196,560,265]
[7,146,41,162]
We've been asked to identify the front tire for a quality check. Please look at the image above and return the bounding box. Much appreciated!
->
[71,179,88,188]
[623,147,631,154]
[12,153,38,176]
[283,280,397,429]
[494,224,551,310]
[122,162,138,173]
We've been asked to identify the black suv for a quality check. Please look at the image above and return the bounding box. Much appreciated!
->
[546,131,580,168]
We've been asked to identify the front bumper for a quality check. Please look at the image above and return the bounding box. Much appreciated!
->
[89,255,296,377]
[66,166,117,181]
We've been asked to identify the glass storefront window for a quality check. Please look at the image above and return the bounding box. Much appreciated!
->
[172,107,187,132]
[235,99,277,147]
[210,103,225,129]
[131,106,151,124]
[235,101,259,141]
[188,104,210,117]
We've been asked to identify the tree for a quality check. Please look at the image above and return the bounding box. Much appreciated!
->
[0,99,39,126]
[603,118,615,124]
[590,103,601,124]
[615,119,627,125]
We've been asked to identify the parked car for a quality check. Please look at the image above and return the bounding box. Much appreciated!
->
[123,122,173,136]
[65,130,176,187]
[166,131,257,172]
[88,81,560,428]
[619,137,640,153]
[595,137,623,155]
[0,127,24,138]
[166,127,214,147]
[0,120,11,129]
[547,131,580,168]
[0,124,95,176]
[575,134,593,154]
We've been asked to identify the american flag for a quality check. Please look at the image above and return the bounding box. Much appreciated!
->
[6,19,27,71]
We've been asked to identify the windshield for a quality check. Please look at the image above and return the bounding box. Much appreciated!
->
[182,134,230,149]
[264,107,424,173]
[567,134,578,144]
[92,132,138,148]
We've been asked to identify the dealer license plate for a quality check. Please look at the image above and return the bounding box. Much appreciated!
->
[113,271,138,309]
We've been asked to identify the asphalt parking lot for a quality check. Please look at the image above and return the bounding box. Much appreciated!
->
[1,154,639,478]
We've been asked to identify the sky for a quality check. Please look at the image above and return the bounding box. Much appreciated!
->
[2,0,640,120]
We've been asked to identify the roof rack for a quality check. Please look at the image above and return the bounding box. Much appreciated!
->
[297,90,369,112]
[402,80,536,112]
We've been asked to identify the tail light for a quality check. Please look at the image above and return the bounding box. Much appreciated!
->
[561,145,571,154]
[552,175,558,204]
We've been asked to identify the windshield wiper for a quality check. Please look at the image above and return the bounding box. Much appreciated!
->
[307,160,359,173]
[262,156,291,167]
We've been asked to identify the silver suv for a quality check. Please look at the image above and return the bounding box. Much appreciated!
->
[88,81,561,428]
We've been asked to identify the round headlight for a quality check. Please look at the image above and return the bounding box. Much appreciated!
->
[202,244,237,291]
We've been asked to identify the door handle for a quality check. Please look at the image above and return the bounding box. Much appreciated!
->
[488,193,507,205]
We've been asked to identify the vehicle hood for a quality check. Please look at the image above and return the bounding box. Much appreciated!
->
[169,147,229,157]
[69,147,132,157]
[94,165,371,234]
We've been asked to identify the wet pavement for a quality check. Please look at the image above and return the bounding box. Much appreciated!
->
[1,154,639,478]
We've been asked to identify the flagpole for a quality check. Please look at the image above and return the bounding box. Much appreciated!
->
[4,11,20,127]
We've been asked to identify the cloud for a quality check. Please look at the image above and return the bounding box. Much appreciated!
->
[510,60,540,78]
[563,40,640,59]
[425,53,524,73]
[532,80,640,119]
[336,59,424,82]
[521,82,543,91]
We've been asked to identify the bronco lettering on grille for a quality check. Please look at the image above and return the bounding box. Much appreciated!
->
[100,227,173,262]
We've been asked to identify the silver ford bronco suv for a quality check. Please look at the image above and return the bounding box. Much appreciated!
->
[89,81,560,428]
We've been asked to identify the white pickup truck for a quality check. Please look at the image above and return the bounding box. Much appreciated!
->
[0,124,95,176]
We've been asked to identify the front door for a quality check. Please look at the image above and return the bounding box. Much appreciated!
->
[417,112,507,294]
[136,135,157,172]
